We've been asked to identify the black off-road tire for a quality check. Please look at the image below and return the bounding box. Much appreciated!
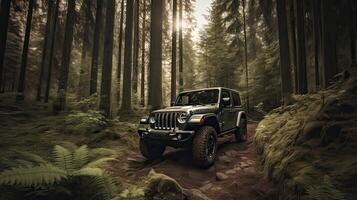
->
[192,126,218,168]
[139,139,166,160]
[235,118,247,142]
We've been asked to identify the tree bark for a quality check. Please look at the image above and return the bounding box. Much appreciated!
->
[44,0,60,103]
[276,0,292,105]
[171,0,177,103]
[243,0,249,110]
[140,0,146,107]
[37,0,54,101]
[312,0,321,89]
[17,0,35,101]
[178,0,183,92]
[55,0,76,111]
[116,0,125,106]
[286,0,298,93]
[78,0,92,99]
[148,0,163,110]
[121,0,135,111]
[0,0,11,92]
[349,0,356,67]
[294,0,308,94]
[132,0,140,94]
[99,0,115,117]
[89,0,103,95]
[320,0,338,88]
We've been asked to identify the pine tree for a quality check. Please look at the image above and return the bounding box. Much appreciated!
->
[116,0,125,106]
[99,0,116,117]
[0,0,11,92]
[171,0,177,102]
[148,0,164,110]
[17,0,35,101]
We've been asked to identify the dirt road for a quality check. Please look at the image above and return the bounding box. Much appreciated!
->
[118,123,274,200]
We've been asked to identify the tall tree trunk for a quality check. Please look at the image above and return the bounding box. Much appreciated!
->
[37,0,54,101]
[44,0,60,103]
[90,0,103,95]
[148,0,163,110]
[320,0,338,88]
[99,0,115,117]
[178,0,183,92]
[121,0,135,111]
[276,0,292,105]
[0,0,11,92]
[132,0,140,94]
[17,0,35,101]
[140,0,146,106]
[55,0,76,111]
[117,0,125,106]
[294,0,308,94]
[349,0,356,67]
[286,0,298,93]
[171,0,177,103]
[78,0,91,99]
[312,0,321,89]
[242,0,249,110]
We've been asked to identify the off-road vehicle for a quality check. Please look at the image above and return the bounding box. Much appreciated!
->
[138,87,247,167]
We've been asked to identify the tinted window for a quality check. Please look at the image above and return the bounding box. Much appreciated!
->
[176,89,219,106]
[221,90,231,106]
[233,92,241,106]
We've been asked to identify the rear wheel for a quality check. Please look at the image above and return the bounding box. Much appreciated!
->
[139,139,166,160]
[192,126,217,168]
[235,118,247,142]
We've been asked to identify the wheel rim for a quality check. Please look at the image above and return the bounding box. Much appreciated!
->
[206,134,216,158]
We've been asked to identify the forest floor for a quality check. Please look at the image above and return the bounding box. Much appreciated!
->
[111,122,276,200]
[0,95,275,200]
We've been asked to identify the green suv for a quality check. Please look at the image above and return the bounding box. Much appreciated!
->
[138,87,247,168]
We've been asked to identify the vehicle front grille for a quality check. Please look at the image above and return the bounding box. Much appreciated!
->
[152,112,180,130]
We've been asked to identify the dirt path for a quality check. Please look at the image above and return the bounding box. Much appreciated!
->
[117,122,274,200]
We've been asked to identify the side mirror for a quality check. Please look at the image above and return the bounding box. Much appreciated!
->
[222,97,230,106]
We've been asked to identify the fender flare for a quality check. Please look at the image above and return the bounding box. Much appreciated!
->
[236,111,246,127]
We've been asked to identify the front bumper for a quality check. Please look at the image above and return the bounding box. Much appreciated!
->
[138,128,195,147]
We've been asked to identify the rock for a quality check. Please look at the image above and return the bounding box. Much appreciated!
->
[243,167,256,174]
[145,170,184,200]
[218,155,232,163]
[225,169,236,175]
[184,189,212,200]
[210,186,222,192]
[216,172,228,181]
[234,167,241,172]
[199,183,213,191]
[241,156,248,160]
[224,150,238,157]
[240,162,249,168]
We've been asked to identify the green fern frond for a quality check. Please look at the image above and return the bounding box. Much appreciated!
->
[14,159,35,167]
[14,150,48,164]
[90,148,116,158]
[0,164,67,187]
[59,142,78,152]
[73,145,89,168]
[53,145,74,172]
[90,172,118,200]
[85,158,117,168]
[73,167,104,177]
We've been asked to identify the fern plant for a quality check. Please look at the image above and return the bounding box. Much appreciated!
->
[0,143,119,200]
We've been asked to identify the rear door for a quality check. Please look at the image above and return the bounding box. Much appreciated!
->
[232,92,243,127]
[220,89,235,131]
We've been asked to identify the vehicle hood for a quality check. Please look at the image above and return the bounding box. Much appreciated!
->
[152,104,219,114]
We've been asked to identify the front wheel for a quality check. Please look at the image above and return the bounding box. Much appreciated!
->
[235,118,247,142]
[139,139,166,160]
[192,126,218,168]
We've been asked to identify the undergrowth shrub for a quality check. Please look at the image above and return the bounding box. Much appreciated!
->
[0,142,119,200]
[63,110,107,134]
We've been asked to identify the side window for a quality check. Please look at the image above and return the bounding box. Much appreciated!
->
[233,93,241,107]
[221,90,231,107]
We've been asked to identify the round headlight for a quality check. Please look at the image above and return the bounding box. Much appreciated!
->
[149,116,156,124]
[177,113,188,124]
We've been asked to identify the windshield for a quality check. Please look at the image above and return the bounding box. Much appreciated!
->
[175,89,219,106]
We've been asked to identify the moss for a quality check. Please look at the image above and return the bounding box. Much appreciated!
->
[255,71,357,199]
